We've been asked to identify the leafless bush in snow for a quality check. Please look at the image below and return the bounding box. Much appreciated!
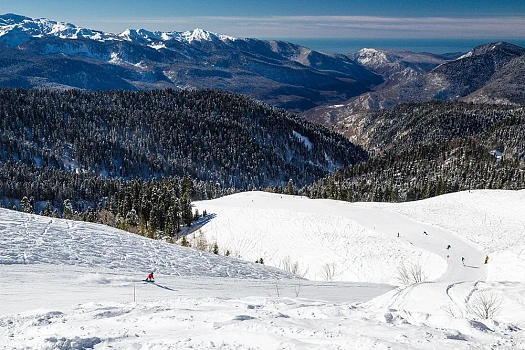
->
[320,263,337,281]
[280,256,308,278]
[193,230,208,251]
[441,302,465,318]
[396,261,426,284]
[293,282,302,297]
[467,292,502,320]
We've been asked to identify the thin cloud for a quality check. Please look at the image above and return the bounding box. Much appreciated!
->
[90,15,525,39]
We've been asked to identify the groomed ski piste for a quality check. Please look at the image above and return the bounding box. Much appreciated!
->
[1,190,524,349]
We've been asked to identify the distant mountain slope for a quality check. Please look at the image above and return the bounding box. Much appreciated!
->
[303,42,525,128]
[355,101,525,153]
[0,88,366,189]
[0,13,382,112]
[348,48,451,88]
[463,54,525,104]
[302,101,525,203]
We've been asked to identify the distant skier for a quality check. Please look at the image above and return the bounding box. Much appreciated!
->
[485,255,489,264]
[423,231,428,235]
[146,272,155,282]
[461,257,465,265]
[397,232,400,238]
[447,244,451,249]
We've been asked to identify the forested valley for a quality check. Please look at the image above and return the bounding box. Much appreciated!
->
[0,87,364,241]
[303,101,525,201]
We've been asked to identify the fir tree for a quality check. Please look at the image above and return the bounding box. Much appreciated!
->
[21,196,33,214]
[63,199,73,220]
[41,201,52,217]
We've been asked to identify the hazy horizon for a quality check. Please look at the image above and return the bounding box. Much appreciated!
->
[270,37,525,55]
[1,1,525,42]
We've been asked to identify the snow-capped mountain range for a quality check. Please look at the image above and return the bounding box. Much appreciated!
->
[2,13,524,118]
[0,13,382,112]
[0,13,236,46]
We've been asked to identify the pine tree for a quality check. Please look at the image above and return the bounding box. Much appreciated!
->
[125,209,139,227]
[21,196,33,214]
[63,199,73,220]
[41,201,52,217]
[181,193,193,227]
[286,179,295,195]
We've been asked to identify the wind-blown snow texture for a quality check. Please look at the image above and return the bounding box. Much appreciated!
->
[1,190,524,349]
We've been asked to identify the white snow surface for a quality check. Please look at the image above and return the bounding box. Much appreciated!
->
[1,190,525,349]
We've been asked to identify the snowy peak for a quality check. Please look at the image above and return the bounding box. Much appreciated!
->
[458,41,525,60]
[354,48,390,67]
[0,13,30,25]
[117,28,164,43]
[0,13,115,45]
[180,28,237,43]
[0,13,238,48]
[118,27,238,44]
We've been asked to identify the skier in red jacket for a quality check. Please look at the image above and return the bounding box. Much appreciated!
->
[146,272,154,282]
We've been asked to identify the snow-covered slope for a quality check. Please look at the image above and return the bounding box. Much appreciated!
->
[0,207,296,280]
[193,190,525,284]
[1,190,524,349]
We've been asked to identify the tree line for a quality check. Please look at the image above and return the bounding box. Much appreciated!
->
[1,160,233,239]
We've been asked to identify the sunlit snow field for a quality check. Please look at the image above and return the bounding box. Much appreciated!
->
[1,190,524,349]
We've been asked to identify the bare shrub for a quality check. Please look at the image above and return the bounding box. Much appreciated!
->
[97,210,118,227]
[193,230,208,251]
[467,292,502,320]
[293,283,302,297]
[321,263,337,281]
[441,302,465,318]
[280,256,308,278]
[281,256,292,273]
[396,261,425,284]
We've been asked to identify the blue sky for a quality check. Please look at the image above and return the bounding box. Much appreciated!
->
[1,0,525,39]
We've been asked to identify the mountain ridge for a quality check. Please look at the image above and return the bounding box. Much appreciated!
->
[303,41,525,129]
[0,13,382,112]
[0,13,238,46]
